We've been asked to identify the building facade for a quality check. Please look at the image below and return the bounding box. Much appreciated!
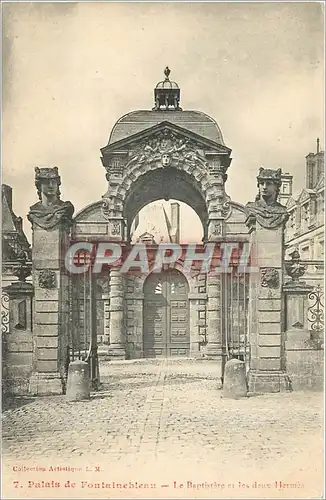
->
[284,140,324,261]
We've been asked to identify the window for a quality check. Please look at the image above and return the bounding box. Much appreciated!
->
[302,203,309,229]
[295,206,301,229]
[301,245,309,259]
[289,211,295,229]
[318,241,324,259]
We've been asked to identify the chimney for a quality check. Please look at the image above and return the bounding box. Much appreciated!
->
[170,202,180,243]
[16,216,23,232]
[279,172,293,206]
[317,137,320,154]
[2,184,13,210]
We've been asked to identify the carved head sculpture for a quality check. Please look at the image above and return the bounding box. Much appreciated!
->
[35,167,61,201]
[256,167,282,203]
[161,153,171,167]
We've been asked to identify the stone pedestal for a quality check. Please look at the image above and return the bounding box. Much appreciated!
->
[108,268,126,359]
[246,219,290,393]
[222,359,248,399]
[66,360,90,401]
[29,225,70,395]
[206,274,221,357]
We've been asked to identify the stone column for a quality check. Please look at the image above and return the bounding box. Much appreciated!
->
[206,274,222,357]
[245,168,290,393]
[108,267,126,359]
[102,293,110,345]
[27,167,74,395]
[29,227,71,395]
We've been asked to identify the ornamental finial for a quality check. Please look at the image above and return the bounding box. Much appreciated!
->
[164,66,171,80]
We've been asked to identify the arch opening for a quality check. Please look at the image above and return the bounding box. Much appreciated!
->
[123,167,208,241]
[130,199,204,244]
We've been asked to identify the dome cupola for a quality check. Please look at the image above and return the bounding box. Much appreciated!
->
[153,67,181,111]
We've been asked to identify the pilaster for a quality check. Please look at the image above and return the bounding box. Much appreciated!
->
[246,218,290,393]
[29,225,71,395]
[206,274,222,357]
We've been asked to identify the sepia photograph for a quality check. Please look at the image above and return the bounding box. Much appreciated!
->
[1,2,325,498]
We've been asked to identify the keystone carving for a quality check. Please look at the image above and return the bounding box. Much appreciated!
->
[125,129,209,171]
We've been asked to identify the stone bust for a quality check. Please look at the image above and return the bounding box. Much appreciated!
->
[27,167,74,230]
[246,168,289,229]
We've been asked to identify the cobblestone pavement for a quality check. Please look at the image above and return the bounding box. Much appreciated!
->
[2,359,324,499]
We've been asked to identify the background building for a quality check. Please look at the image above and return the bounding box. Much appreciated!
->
[284,139,324,260]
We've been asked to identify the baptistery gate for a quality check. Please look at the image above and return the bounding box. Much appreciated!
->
[71,68,252,367]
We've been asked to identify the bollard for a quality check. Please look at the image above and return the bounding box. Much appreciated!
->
[222,358,248,399]
[66,360,90,402]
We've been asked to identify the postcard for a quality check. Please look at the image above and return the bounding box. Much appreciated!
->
[1,2,324,499]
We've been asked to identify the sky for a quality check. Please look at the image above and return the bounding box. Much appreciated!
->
[2,2,324,243]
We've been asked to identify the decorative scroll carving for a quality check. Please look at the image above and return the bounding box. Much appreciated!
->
[1,292,10,334]
[261,268,280,289]
[38,270,56,289]
[210,221,223,236]
[28,167,74,230]
[110,221,121,236]
[246,168,289,229]
[307,284,324,341]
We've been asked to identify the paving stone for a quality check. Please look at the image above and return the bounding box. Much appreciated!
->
[2,358,324,496]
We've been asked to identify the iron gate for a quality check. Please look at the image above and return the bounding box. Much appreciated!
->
[221,270,250,381]
[68,267,100,389]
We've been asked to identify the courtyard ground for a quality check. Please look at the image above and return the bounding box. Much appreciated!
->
[2,358,324,499]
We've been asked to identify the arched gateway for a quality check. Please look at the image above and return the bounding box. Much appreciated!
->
[26,69,292,395]
[70,68,251,364]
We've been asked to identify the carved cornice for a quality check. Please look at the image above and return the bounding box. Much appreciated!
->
[101,121,231,157]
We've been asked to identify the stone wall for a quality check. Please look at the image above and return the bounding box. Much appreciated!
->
[2,284,34,395]
[284,283,324,391]
[285,331,324,391]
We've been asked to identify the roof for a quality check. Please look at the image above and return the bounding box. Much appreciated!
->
[108,110,225,146]
[155,80,179,90]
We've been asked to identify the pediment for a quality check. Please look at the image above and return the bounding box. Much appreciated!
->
[73,200,107,223]
[297,189,314,204]
[101,121,231,156]
[137,231,156,243]
[286,196,297,210]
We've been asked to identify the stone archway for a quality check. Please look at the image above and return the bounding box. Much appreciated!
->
[100,123,232,243]
[98,122,233,359]
[124,167,208,242]
[143,269,190,358]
